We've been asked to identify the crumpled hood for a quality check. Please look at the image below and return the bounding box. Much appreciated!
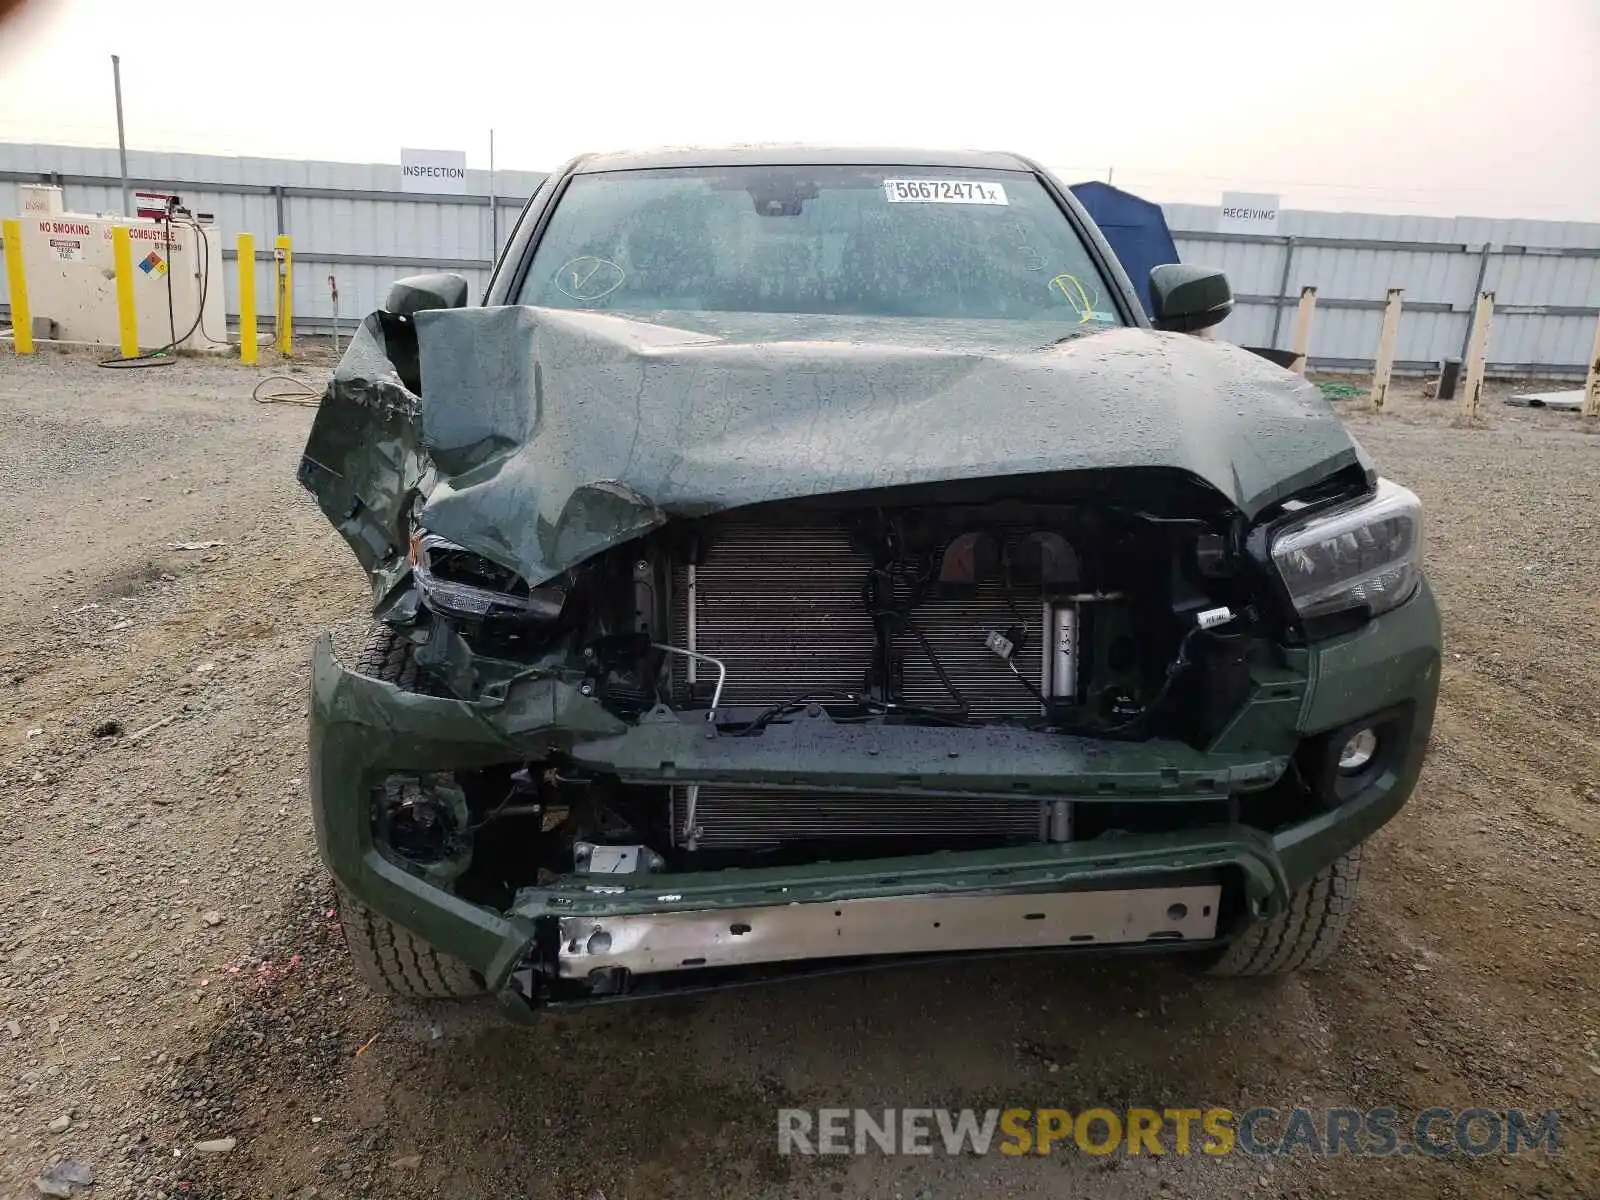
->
[300,305,1367,591]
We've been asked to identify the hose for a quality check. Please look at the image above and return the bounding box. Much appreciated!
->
[186,221,232,348]
[98,351,177,370]
[99,213,212,369]
[252,375,322,407]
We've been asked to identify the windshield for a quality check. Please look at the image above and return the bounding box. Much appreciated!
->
[515,165,1125,326]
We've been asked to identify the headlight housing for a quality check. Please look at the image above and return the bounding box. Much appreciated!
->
[410,532,566,621]
[1270,478,1422,621]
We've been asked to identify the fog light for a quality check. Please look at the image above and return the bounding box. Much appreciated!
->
[1337,728,1379,774]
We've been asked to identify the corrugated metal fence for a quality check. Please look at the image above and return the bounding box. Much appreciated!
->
[0,143,546,340]
[1165,202,1600,375]
[3,143,1597,375]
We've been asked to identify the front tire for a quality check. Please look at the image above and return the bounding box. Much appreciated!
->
[333,624,485,999]
[336,886,485,999]
[1206,848,1362,977]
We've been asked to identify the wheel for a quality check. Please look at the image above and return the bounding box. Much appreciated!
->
[355,618,426,691]
[336,885,484,999]
[1205,847,1362,977]
[333,624,485,999]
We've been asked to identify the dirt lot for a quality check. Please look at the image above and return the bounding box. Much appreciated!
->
[1,350,1596,1200]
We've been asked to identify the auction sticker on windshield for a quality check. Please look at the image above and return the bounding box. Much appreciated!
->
[883,179,1009,205]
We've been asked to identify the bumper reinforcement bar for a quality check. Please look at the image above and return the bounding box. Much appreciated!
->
[554,884,1221,978]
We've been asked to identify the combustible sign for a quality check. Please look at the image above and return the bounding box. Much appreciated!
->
[1219,192,1281,236]
[401,148,468,195]
[49,238,83,262]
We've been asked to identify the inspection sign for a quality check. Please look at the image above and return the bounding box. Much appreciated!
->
[401,148,468,195]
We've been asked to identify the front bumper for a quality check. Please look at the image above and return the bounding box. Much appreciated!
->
[308,581,1440,1008]
[551,884,1223,978]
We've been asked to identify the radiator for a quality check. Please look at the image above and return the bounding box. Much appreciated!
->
[668,519,1047,719]
[665,515,1063,848]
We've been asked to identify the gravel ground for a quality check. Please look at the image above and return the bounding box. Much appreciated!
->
[1,351,1596,1200]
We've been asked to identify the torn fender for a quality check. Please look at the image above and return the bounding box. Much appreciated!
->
[297,311,433,606]
[301,304,1371,591]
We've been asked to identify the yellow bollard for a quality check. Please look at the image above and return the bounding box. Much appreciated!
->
[112,226,139,359]
[237,233,257,365]
[274,234,293,356]
[2,218,34,354]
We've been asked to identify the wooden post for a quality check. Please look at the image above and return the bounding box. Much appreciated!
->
[1289,285,1317,375]
[1460,290,1495,422]
[1369,288,1404,413]
[1583,310,1600,419]
[237,233,257,365]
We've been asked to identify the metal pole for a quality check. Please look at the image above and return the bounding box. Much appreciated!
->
[488,129,497,261]
[329,272,340,356]
[111,55,130,218]
[1268,236,1298,348]
[1458,242,1492,362]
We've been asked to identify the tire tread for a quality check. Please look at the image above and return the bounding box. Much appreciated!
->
[332,624,483,1000]
[1206,847,1362,978]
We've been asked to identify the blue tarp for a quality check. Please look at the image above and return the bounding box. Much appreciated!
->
[1070,181,1180,318]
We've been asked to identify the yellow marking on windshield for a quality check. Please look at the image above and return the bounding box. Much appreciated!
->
[1049,273,1095,324]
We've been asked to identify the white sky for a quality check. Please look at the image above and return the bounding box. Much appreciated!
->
[1,0,1596,220]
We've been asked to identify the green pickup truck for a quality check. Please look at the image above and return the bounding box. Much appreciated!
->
[298,146,1438,1015]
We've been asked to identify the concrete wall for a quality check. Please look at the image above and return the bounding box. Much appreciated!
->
[3,143,1597,374]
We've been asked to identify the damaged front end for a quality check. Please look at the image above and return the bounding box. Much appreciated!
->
[302,304,1439,1012]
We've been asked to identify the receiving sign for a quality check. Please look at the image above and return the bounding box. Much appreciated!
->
[1219,191,1281,236]
[401,148,468,195]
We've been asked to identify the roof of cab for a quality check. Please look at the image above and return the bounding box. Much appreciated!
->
[570,145,1037,173]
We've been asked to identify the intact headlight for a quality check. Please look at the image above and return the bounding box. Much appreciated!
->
[409,532,566,621]
[1270,479,1422,621]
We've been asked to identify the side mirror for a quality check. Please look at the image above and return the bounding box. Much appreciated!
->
[384,272,470,318]
[1149,264,1233,333]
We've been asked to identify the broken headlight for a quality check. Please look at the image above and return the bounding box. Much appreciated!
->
[410,532,567,621]
[1270,478,1422,621]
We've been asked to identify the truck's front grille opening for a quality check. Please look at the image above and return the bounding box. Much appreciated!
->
[670,786,1051,849]
[668,785,1234,855]
[661,499,1261,747]
[670,521,1050,720]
